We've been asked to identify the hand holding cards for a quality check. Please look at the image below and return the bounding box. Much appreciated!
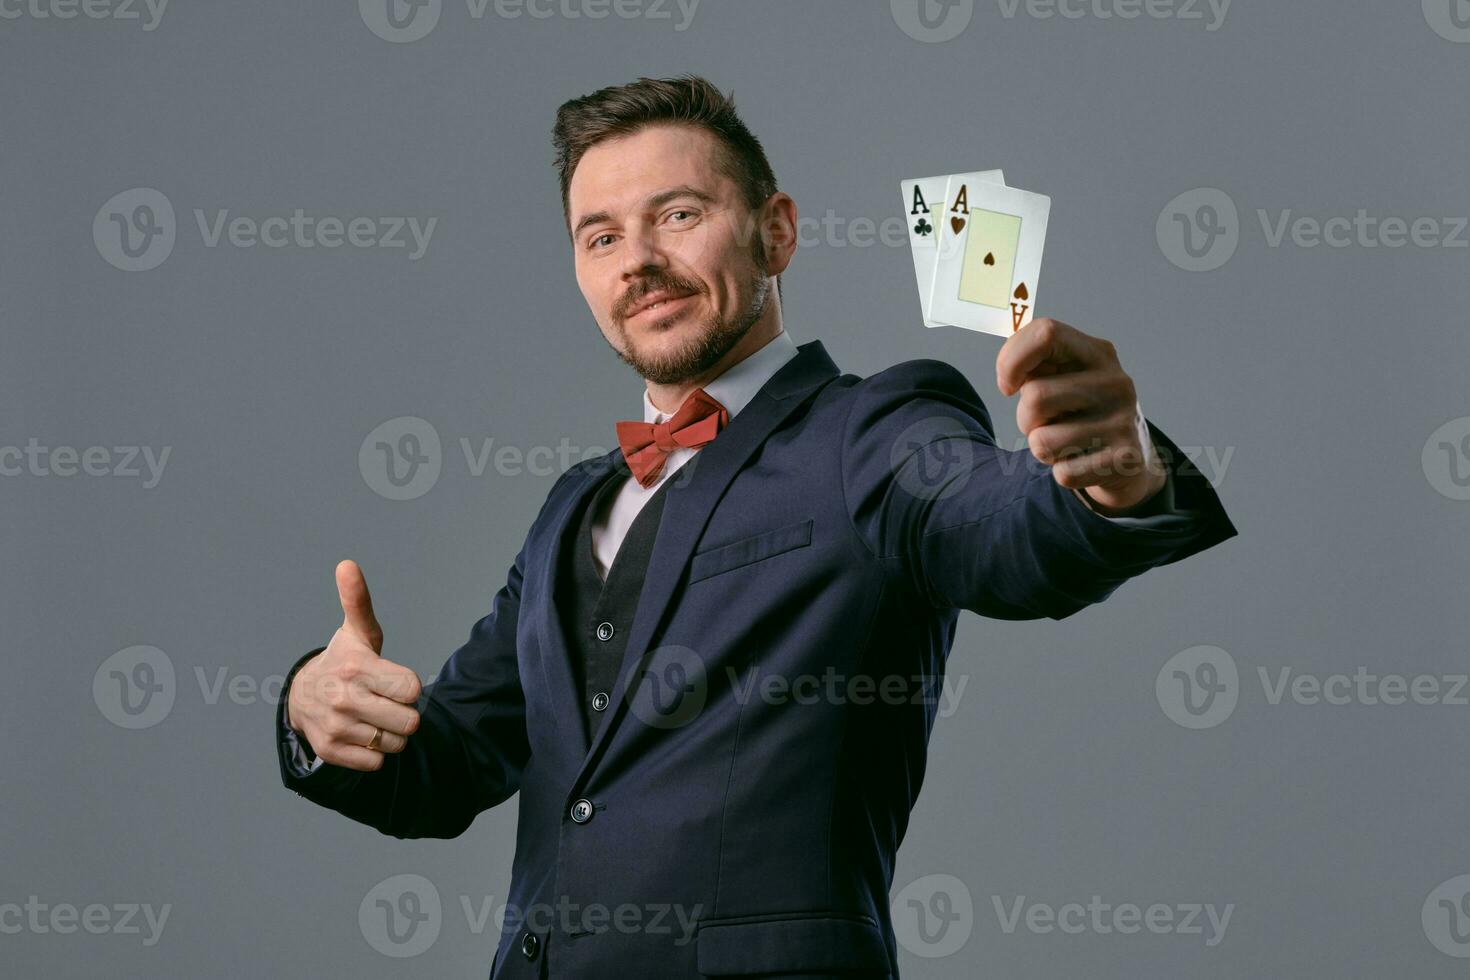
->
[900,171,1051,338]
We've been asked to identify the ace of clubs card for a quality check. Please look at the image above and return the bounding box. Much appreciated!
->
[899,171,1004,327]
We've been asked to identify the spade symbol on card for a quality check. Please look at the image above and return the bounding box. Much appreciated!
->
[950,216,966,234]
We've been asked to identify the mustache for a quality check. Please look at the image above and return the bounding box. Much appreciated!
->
[616,276,703,319]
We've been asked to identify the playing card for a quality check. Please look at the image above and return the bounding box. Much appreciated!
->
[927,174,1050,338]
[899,171,1004,327]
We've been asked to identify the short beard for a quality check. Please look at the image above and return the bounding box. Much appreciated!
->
[608,251,772,387]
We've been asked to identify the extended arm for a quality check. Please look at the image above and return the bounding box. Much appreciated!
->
[840,344,1236,620]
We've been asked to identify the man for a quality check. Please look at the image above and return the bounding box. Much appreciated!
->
[276,74,1237,978]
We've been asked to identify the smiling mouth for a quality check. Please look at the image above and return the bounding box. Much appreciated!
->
[628,292,696,321]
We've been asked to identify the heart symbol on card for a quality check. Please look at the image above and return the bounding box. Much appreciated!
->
[983,252,995,266]
[950,216,966,234]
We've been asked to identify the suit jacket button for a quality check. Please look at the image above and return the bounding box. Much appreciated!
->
[570,798,594,824]
[591,692,609,711]
[520,932,539,960]
[596,621,615,641]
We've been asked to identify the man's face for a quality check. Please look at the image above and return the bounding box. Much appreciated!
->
[568,124,773,386]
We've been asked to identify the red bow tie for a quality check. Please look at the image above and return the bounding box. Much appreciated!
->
[615,387,729,489]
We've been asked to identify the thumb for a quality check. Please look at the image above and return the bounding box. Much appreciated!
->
[336,559,384,654]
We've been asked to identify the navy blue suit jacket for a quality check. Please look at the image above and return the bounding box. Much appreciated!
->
[276,338,1237,978]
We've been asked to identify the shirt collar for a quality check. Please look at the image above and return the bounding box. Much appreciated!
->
[642,330,799,424]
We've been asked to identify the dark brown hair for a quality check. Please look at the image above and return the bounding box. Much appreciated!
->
[552,74,783,294]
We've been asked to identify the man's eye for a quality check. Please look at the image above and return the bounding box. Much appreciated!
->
[588,233,615,250]
[667,209,697,223]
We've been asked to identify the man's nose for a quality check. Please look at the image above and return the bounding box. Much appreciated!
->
[619,225,667,280]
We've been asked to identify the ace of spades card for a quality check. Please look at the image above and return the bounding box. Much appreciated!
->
[927,174,1050,338]
[899,171,1004,327]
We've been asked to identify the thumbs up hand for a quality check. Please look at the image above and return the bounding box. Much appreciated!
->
[285,560,423,772]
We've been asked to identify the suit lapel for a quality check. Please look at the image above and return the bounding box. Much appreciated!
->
[569,339,842,784]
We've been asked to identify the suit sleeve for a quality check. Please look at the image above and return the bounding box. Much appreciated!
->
[274,530,540,839]
[839,358,1238,621]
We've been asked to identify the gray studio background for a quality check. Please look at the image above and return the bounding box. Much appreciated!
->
[4,1,1468,976]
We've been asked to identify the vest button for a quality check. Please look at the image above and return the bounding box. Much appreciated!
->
[591,692,609,711]
[596,622,615,641]
[520,932,539,960]
[570,798,594,824]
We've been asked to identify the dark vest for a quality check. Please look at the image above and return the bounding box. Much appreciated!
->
[556,460,679,742]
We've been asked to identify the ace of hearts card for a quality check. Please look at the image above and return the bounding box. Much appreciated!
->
[922,173,1051,338]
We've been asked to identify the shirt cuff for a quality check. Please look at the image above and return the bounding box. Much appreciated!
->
[282,725,326,775]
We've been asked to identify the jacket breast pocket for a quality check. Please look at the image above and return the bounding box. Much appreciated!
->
[695,910,890,976]
[687,518,814,585]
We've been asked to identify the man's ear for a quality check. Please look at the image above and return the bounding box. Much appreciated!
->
[756,192,798,275]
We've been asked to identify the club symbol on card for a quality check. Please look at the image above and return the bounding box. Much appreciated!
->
[1010,283,1030,331]
[950,216,966,234]
[914,216,933,237]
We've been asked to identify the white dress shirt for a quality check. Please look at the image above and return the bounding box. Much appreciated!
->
[283,329,1185,773]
